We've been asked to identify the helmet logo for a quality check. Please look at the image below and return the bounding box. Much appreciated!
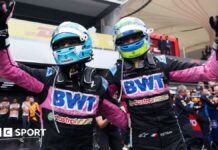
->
[80,34,88,41]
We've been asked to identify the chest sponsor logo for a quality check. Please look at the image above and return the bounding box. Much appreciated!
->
[52,89,97,113]
[129,94,169,106]
[122,73,164,95]
[47,112,93,125]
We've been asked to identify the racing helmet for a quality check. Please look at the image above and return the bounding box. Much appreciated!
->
[113,17,152,59]
[51,21,92,65]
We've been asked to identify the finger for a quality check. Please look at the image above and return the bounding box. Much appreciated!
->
[209,16,215,28]
[7,0,15,12]
[216,16,218,26]
[5,0,15,19]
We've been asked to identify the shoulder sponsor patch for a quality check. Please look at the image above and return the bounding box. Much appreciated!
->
[46,67,55,77]
[155,55,167,64]
[101,77,108,91]
[109,65,117,76]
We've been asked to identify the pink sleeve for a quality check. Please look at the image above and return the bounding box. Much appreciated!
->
[0,49,44,93]
[170,49,218,82]
[99,99,128,129]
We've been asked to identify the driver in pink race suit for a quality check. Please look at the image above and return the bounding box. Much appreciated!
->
[0,1,127,150]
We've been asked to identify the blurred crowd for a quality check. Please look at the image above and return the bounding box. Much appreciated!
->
[0,96,40,132]
[173,81,218,150]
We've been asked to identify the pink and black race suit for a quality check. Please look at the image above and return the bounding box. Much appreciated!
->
[107,49,218,150]
[0,49,127,150]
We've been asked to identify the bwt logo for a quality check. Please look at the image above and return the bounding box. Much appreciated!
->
[122,73,164,95]
[0,128,46,137]
[52,89,97,112]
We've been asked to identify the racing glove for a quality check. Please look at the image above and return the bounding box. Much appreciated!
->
[0,0,15,49]
[209,16,218,58]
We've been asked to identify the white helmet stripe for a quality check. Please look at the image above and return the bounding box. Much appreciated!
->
[58,27,86,39]
[118,24,147,35]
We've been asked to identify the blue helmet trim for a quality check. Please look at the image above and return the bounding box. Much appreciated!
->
[53,45,92,65]
[120,39,144,52]
[122,30,135,37]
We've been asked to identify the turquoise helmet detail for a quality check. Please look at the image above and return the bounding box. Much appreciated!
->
[113,17,152,59]
[51,22,92,65]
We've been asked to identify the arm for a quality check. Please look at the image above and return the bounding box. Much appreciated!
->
[168,16,218,82]
[95,116,109,128]
[0,1,44,93]
[0,50,45,93]
[169,50,218,82]
[99,99,128,129]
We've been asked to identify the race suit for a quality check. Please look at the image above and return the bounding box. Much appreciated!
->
[0,49,127,150]
[106,48,218,150]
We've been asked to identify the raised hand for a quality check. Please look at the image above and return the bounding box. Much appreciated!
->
[209,16,218,37]
[0,0,15,27]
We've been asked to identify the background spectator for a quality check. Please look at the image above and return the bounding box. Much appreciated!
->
[209,85,218,147]
[9,99,20,129]
[158,36,165,54]
[175,85,196,150]
[22,96,31,130]
[164,35,172,55]
[28,96,40,129]
[0,97,10,127]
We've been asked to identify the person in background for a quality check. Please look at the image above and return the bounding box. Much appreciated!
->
[0,97,10,127]
[164,35,172,55]
[175,85,196,150]
[209,85,218,148]
[158,36,165,54]
[22,96,31,129]
[9,98,20,129]
[191,86,218,150]
[28,96,40,129]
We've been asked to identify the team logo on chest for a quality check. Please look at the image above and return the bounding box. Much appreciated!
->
[52,88,98,113]
[122,73,165,97]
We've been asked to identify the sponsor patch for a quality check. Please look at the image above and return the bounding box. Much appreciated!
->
[129,94,169,106]
[52,88,98,113]
[122,73,164,96]
[46,67,55,77]
[155,55,167,64]
[48,112,93,125]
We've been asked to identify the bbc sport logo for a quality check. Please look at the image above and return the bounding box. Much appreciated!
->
[0,128,13,137]
[0,128,46,137]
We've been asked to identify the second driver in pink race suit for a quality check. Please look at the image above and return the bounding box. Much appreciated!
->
[106,17,218,150]
[0,1,127,150]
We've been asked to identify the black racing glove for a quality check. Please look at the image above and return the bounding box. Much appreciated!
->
[209,16,218,59]
[0,0,15,49]
[209,16,218,41]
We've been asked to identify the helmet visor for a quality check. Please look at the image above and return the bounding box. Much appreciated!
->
[115,31,145,46]
[52,37,84,50]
